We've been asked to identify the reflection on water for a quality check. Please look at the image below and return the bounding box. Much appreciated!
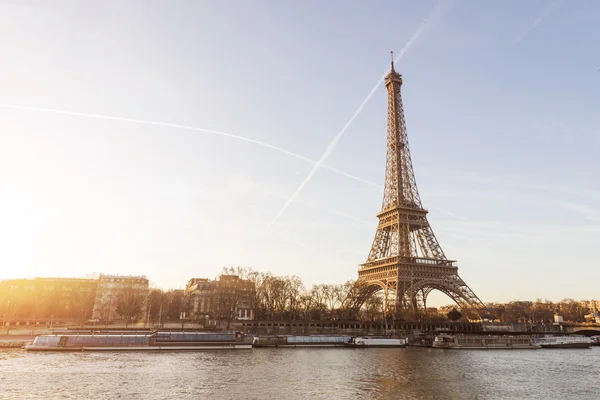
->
[1,347,599,399]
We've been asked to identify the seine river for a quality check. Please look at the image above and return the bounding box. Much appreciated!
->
[1,347,598,399]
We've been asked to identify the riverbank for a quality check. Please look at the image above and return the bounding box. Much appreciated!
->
[0,335,34,348]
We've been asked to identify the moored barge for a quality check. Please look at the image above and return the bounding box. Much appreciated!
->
[252,335,350,348]
[345,336,406,348]
[24,331,251,351]
[533,335,591,349]
[432,334,540,349]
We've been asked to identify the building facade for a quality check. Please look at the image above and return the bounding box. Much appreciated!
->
[91,274,149,321]
[186,278,215,319]
[0,277,97,321]
[185,275,254,321]
[215,275,254,321]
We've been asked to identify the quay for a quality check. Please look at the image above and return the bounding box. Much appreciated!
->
[0,341,30,348]
[241,320,600,336]
[241,320,483,335]
[0,335,34,348]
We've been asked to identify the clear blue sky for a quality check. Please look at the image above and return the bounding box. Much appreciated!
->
[0,0,598,305]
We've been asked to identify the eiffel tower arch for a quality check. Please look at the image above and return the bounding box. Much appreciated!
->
[353,55,487,319]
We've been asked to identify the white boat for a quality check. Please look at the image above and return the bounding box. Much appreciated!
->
[345,336,406,348]
[533,335,591,349]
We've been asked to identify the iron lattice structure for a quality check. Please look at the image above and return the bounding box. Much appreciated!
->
[353,57,486,318]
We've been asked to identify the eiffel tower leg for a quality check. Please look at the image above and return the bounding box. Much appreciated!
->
[411,292,419,312]
[349,283,381,316]
[434,280,487,319]
[453,276,487,314]
[417,288,429,311]
[395,280,419,319]
[382,285,390,319]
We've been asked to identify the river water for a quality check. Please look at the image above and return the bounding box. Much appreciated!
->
[1,347,598,399]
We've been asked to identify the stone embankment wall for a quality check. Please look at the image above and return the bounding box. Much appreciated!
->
[240,321,484,335]
[0,341,31,348]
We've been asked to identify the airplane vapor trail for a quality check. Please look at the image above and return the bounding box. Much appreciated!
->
[0,103,380,188]
[514,0,562,45]
[261,0,453,235]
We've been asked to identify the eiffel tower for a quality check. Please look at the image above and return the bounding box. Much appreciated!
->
[354,54,486,318]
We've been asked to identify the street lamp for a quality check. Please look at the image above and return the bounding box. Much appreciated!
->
[180,312,186,329]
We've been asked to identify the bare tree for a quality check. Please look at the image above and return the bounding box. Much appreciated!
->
[69,288,96,324]
[0,297,18,334]
[298,295,313,320]
[216,267,254,329]
[336,280,356,320]
[324,284,345,319]
[271,277,290,319]
[310,284,328,320]
[363,294,384,322]
[115,287,147,327]
[147,288,165,325]
[287,276,304,320]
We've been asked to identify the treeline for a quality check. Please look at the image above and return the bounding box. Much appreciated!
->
[146,288,187,322]
[99,287,192,324]
[216,268,598,323]
[212,267,435,322]
[486,299,594,324]
[1,268,597,325]
[138,269,390,323]
[249,273,356,320]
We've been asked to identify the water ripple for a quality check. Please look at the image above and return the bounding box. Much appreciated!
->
[1,347,599,399]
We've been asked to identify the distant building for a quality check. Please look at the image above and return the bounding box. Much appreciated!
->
[0,277,97,321]
[185,275,254,321]
[214,275,254,321]
[584,312,600,323]
[186,278,215,319]
[92,274,149,321]
[580,299,600,313]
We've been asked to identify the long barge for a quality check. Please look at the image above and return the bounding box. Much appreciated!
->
[24,331,251,351]
[252,335,351,348]
[251,335,406,348]
[344,336,406,348]
[533,335,591,349]
[432,334,540,349]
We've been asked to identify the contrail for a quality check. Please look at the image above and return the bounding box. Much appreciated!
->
[265,188,372,225]
[262,0,453,235]
[430,206,470,221]
[0,103,380,188]
[514,0,562,45]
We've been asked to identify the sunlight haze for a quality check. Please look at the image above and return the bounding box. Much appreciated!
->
[0,0,599,306]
